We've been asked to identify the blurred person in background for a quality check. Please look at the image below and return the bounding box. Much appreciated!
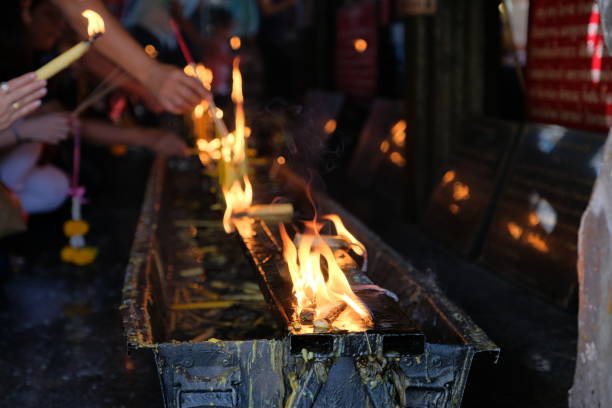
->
[257,0,298,100]
[172,3,235,107]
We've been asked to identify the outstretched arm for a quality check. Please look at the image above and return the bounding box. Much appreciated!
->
[51,0,208,114]
[81,119,189,157]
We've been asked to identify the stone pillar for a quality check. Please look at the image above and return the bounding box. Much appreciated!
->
[569,2,612,406]
[569,132,612,407]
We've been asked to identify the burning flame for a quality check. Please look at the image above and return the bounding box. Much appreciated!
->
[185,64,213,91]
[196,138,221,164]
[82,10,105,39]
[280,215,372,333]
[322,214,366,256]
[231,57,246,163]
[218,57,252,232]
[222,176,253,233]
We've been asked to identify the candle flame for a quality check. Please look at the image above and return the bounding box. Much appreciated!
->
[218,56,252,233]
[82,10,105,39]
[184,64,213,91]
[280,215,373,333]
[322,214,366,256]
[231,57,245,162]
[222,176,253,233]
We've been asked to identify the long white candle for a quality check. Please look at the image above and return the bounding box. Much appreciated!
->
[36,41,92,80]
[35,9,104,80]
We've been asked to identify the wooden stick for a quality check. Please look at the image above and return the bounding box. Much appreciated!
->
[170,300,235,311]
[186,283,220,300]
[168,289,180,334]
[294,234,349,250]
[221,294,264,302]
[321,302,347,324]
[235,203,294,218]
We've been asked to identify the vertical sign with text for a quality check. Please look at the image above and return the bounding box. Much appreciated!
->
[526,0,612,133]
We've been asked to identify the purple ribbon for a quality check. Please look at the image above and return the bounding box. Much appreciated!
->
[69,186,86,198]
[68,115,88,202]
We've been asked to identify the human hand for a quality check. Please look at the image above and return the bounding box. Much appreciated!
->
[147,63,209,114]
[0,73,47,131]
[16,112,73,144]
[148,129,189,157]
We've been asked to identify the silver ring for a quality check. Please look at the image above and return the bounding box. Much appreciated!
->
[0,82,8,94]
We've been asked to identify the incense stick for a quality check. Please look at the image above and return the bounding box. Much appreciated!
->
[73,67,126,116]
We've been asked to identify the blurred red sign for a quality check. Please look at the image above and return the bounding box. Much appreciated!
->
[335,2,378,100]
[526,0,612,133]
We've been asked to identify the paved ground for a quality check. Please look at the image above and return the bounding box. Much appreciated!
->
[0,150,162,408]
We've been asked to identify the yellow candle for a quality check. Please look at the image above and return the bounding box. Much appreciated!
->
[36,41,92,80]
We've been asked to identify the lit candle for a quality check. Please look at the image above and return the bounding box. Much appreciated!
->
[36,10,105,80]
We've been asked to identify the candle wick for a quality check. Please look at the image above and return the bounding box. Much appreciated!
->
[89,33,103,43]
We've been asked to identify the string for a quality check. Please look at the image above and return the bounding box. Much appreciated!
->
[69,114,83,197]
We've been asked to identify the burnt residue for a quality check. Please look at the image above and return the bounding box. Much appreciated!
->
[121,158,499,407]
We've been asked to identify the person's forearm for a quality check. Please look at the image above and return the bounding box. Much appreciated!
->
[81,119,150,147]
[51,0,158,88]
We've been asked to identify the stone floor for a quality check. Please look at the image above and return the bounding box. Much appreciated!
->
[0,150,162,408]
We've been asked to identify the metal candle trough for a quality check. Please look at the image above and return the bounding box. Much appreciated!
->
[121,158,499,408]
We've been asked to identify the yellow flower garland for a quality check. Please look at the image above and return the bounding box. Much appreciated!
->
[63,220,90,237]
